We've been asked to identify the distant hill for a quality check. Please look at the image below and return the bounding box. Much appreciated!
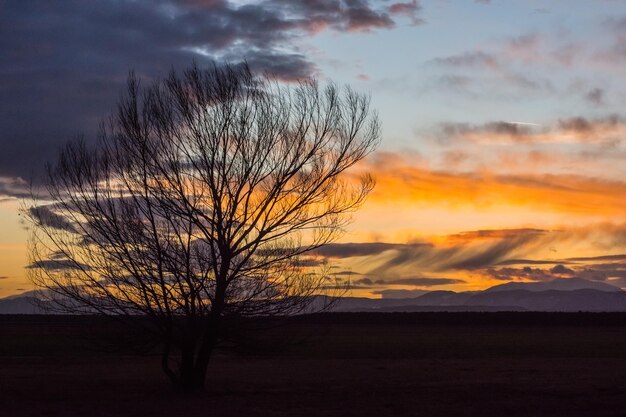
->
[409,290,476,306]
[2,278,625,314]
[325,278,626,313]
[0,296,43,314]
[483,277,622,293]
[465,289,626,312]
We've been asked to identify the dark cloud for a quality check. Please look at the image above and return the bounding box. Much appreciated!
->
[567,254,626,262]
[0,177,31,199]
[446,228,547,241]
[295,258,327,267]
[496,259,568,266]
[435,121,538,143]
[484,262,626,284]
[363,229,549,275]
[582,262,626,271]
[440,121,533,137]
[577,269,608,281]
[550,264,575,275]
[585,88,605,105]
[232,51,317,81]
[340,0,395,31]
[28,205,77,233]
[490,254,626,286]
[333,270,363,276]
[444,235,540,270]
[434,115,626,145]
[558,117,594,132]
[313,242,430,258]
[314,226,626,288]
[573,263,626,281]
[388,1,423,25]
[271,0,399,33]
[558,115,624,132]
[371,289,430,298]
[432,51,499,69]
[308,229,551,280]
[383,277,465,286]
[0,0,418,180]
[27,259,91,271]
[0,276,8,280]
[485,266,559,282]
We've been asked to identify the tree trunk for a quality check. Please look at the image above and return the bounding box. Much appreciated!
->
[175,316,220,392]
[161,342,178,386]
[191,331,218,389]
[179,347,198,391]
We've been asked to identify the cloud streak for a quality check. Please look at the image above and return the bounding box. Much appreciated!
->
[313,242,431,258]
[0,177,30,200]
[312,222,626,291]
[384,277,464,286]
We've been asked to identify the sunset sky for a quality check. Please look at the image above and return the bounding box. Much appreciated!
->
[1,0,626,298]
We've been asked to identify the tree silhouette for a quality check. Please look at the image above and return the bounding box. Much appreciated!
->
[26,62,380,391]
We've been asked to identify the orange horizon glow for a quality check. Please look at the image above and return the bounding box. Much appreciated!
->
[3,145,626,299]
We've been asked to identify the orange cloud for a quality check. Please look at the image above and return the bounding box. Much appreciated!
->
[314,223,626,294]
[357,152,626,217]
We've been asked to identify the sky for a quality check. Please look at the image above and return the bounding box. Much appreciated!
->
[1,0,626,298]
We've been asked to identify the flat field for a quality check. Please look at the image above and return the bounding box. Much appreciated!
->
[2,313,626,417]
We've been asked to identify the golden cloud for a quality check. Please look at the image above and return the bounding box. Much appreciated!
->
[356,152,626,217]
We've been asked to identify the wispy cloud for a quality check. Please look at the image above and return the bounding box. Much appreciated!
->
[433,115,626,145]
[0,177,30,200]
[371,289,430,298]
[313,242,431,258]
[314,223,626,291]
[384,277,465,286]
[426,23,626,105]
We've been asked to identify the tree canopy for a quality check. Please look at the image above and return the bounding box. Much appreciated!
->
[26,62,380,390]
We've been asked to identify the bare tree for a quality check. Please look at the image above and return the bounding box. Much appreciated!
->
[25,62,380,391]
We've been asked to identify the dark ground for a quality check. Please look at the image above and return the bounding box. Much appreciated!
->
[2,313,626,417]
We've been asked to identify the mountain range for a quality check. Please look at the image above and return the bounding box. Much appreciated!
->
[320,278,626,313]
[2,278,626,314]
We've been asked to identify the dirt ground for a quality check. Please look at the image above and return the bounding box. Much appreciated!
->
[2,313,626,417]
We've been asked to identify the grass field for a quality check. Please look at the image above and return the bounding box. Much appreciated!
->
[2,313,626,416]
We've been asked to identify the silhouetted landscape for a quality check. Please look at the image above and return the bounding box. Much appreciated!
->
[4,280,626,416]
[2,313,626,417]
[3,1,626,415]
[5,277,626,314]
